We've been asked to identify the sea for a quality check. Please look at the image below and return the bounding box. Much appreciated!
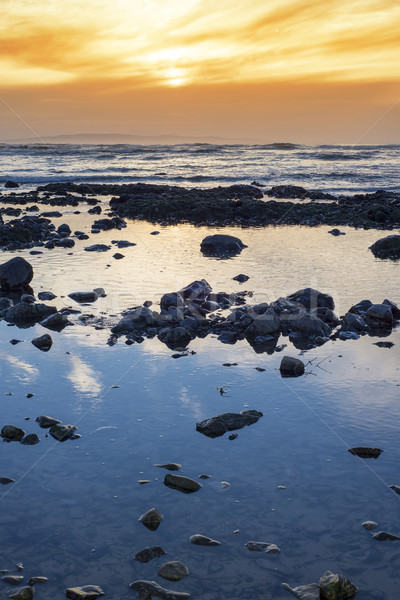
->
[0,142,400,194]
[0,143,399,600]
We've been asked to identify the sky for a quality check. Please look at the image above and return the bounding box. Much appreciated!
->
[0,0,399,144]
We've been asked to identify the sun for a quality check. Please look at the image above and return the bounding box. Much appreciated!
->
[165,67,187,87]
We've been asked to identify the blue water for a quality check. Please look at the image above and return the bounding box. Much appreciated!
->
[0,143,399,195]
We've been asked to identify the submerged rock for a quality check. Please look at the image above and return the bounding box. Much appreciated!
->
[287,288,335,311]
[189,534,221,546]
[134,546,166,563]
[154,463,182,471]
[319,571,358,599]
[245,541,280,553]
[196,409,263,438]
[200,234,247,257]
[372,531,400,541]
[0,477,15,485]
[35,415,61,428]
[164,474,202,494]
[65,585,104,599]
[361,521,377,530]
[348,447,383,459]
[8,586,34,600]
[0,257,33,291]
[282,582,320,600]
[138,508,163,531]
[49,424,77,441]
[129,580,190,600]
[6,303,57,326]
[157,561,189,582]
[21,433,40,445]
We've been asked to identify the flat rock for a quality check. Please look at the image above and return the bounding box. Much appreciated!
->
[348,447,382,458]
[372,531,400,540]
[134,546,166,563]
[287,287,335,310]
[164,474,202,494]
[0,477,15,485]
[129,580,190,600]
[84,244,111,252]
[65,585,104,599]
[2,575,24,585]
[196,409,263,438]
[138,508,163,531]
[154,463,182,471]
[157,561,189,581]
[68,292,99,303]
[245,541,280,553]
[189,534,221,546]
[27,577,48,585]
[389,484,400,494]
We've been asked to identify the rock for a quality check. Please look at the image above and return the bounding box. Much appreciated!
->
[8,586,34,600]
[21,433,40,445]
[189,534,221,546]
[27,577,48,585]
[319,571,358,600]
[31,334,53,352]
[338,331,360,341]
[49,424,77,441]
[383,298,400,318]
[245,541,280,553]
[287,288,335,311]
[68,292,98,303]
[138,508,163,531]
[342,312,369,332]
[2,575,24,584]
[113,253,124,259]
[164,474,202,494]
[6,303,57,325]
[196,410,263,438]
[1,425,25,441]
[372,531,400,541]
[40,312,72,331]
[328,228,345,236]
[154,463,182,471]
[159,327,192,349]
[361,521,377,530]
[366,303,394,325]
[65,585,104,599]
[279,356,305,377]
[245,309,280,337]
[369,234,400,259]
[157,561,189,581]
[58,223,71,235]
[348,299,372,316]
[134,546,167,563]
[35,415,61,428]
[37,291,56,301]
[5,180,19,188]
[233,273,249,282]
[21,294,35,304]
[282,582,321,600]
[0,257,33,291]
[0,477,15,484]
[348,447,382,458]
[129,580,190,600]
[179,279,212,303]
[389,484,400,494]
[217,331,238,344]
[160,292,184,311]
[112,240,136,248]
[289,313,331,338]
[200,234,247,257]
[84,244,111,252]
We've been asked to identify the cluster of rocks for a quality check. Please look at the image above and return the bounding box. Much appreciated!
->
[0,416,79,446]
[1,570,48,600]
[110,279,399,353]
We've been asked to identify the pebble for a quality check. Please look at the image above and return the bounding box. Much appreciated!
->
[154,463,181,471]
[361,521,377,530]
[198,474,211,479]
[27,577,48,585]
[245,541,280,553]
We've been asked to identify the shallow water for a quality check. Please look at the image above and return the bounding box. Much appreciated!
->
[0,212,400,599]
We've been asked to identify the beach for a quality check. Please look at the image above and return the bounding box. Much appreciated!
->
[0,145,400,599]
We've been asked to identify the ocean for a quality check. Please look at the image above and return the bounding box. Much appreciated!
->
[1,142,400,194]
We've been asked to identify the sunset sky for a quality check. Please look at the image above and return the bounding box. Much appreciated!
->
[0,0,399,143]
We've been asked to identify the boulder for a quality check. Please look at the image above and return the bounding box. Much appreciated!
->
[319,571,358,600]
[31,333,53,351]
[366,303,394,325]
[245,308,280,337]
[21,433,40,445]
[160,292,184,311]
[196,409,263,438]
[0,257,33,291]
[200,234,247,257]
[111,307,156,334]
[1,425,25,441]
[289,313,331,338]
[280,356,305,377]
[49,423,77,441]
[6,302,57,326]
[159,327,192,349]
[178,279,212,303]
[287,288,334,311]
[342,312,369,332]
[369,234,400,259]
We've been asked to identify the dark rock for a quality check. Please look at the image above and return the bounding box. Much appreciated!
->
[10,339,22,345]
[21,433,40,445]
[134,546,166,563]
[164,474,202,494]
[365,303,394,325]
[0,257,33,291]
[266,185,308,199]
[200,234,247,257]
[31,334,53,352]
[27,577,48,585]
[348,447,382,458]
[217,331,238,344]
[65,585,104,599]
[245,541,280,553]
[372,531,400,541]
[282,582,320,600]
[179,279,212,303]
[55,237,75,248]
[58,223,71,235]
[113,253,124,259]
[159,327,192,349]
[2,575,23,584]
[374,341,394,348]
[84,244,111,252]
[389,485,400,494]
[319,570,358,600]
[287,288,335,311]
[383,298,400,318]
[328,228,345,236]
[8,586,34,600]
[36,415,62,428]
[196,409,263,438]
[233,273,249,282]
[280,356,305,377]
[289,313,331,338]
[88,206,102,214]
[158,561,189,582]
[138,508,163,531]
[6,303,57,326]
[5,180,19,188]
[1,425,25,441]
[342,312,369,332]
[68,292,98,303]
[40,312,72,331]
[154,463,182,471]
[129,580,190,600]
[0,477,15,485]
[49,423,77,441]
[37,291,56,301]
[245,309,280,337]
[189,534,220,546]
[369,234,400,259]
[348,299,373,316]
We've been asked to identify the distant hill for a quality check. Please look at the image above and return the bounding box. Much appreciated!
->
[3,132,265,145]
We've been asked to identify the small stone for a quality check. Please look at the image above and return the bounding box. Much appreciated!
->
[31,334,53,352]
[189,534,221,546]
[389,485,400,494]
[138,508,163,531]
[198,474,211,479]
[113,253,125,260]
[361,521,377,530]
[138,480,150,485]
[221,481,230,488]
[0,477,15,485]
[35,415,62,428]
[27,577,48,585]
[348,447,382,458]
[154,463,182,471]
[228,433,238,440]
[280,356,305,377]
[2,575,24,585]
[164,474,202,494]
[245,541,280,553]
[233,274,249,282]
[134,546,166,563]
[65,585,104,599]
[157,561,189,582]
